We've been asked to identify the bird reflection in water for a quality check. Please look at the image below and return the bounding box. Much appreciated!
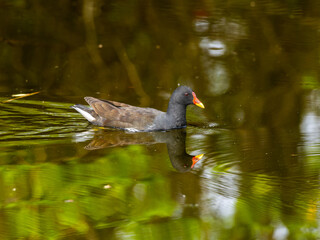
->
[83,128,204,172]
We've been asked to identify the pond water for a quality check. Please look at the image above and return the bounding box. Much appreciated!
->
[1,0,320,239]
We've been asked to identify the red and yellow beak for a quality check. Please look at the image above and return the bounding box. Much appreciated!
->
[192,92,205,109]
[191,153,204,168]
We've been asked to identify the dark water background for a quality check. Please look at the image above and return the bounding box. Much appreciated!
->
[1,0,320,239]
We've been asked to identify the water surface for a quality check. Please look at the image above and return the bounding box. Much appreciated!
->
[1,0,320,239]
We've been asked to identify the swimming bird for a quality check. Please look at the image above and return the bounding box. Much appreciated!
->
[71,85,204,131]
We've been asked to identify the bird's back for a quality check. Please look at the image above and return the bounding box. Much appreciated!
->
[84,97,164,131]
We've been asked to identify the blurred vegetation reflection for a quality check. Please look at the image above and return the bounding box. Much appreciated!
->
[1,0,320,239]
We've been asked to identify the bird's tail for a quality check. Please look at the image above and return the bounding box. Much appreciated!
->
[71,104,97,123]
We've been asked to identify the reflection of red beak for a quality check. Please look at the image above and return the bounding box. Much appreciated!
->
[191,153,204,168]
[192,92,205,109]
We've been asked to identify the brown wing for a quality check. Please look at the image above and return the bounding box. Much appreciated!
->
[84,97,163,130]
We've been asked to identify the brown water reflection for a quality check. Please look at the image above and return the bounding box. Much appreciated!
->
[1,0,320,239]
[83,129,203,171]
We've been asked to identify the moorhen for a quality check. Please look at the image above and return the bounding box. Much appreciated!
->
[71,85,204,131]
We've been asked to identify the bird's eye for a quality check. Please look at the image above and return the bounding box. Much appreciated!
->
[184,93,189,96]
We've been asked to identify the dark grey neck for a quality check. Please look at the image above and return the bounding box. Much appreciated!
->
[166,100,187,127]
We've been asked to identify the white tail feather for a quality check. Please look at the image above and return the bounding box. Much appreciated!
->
[73,106,96,122]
